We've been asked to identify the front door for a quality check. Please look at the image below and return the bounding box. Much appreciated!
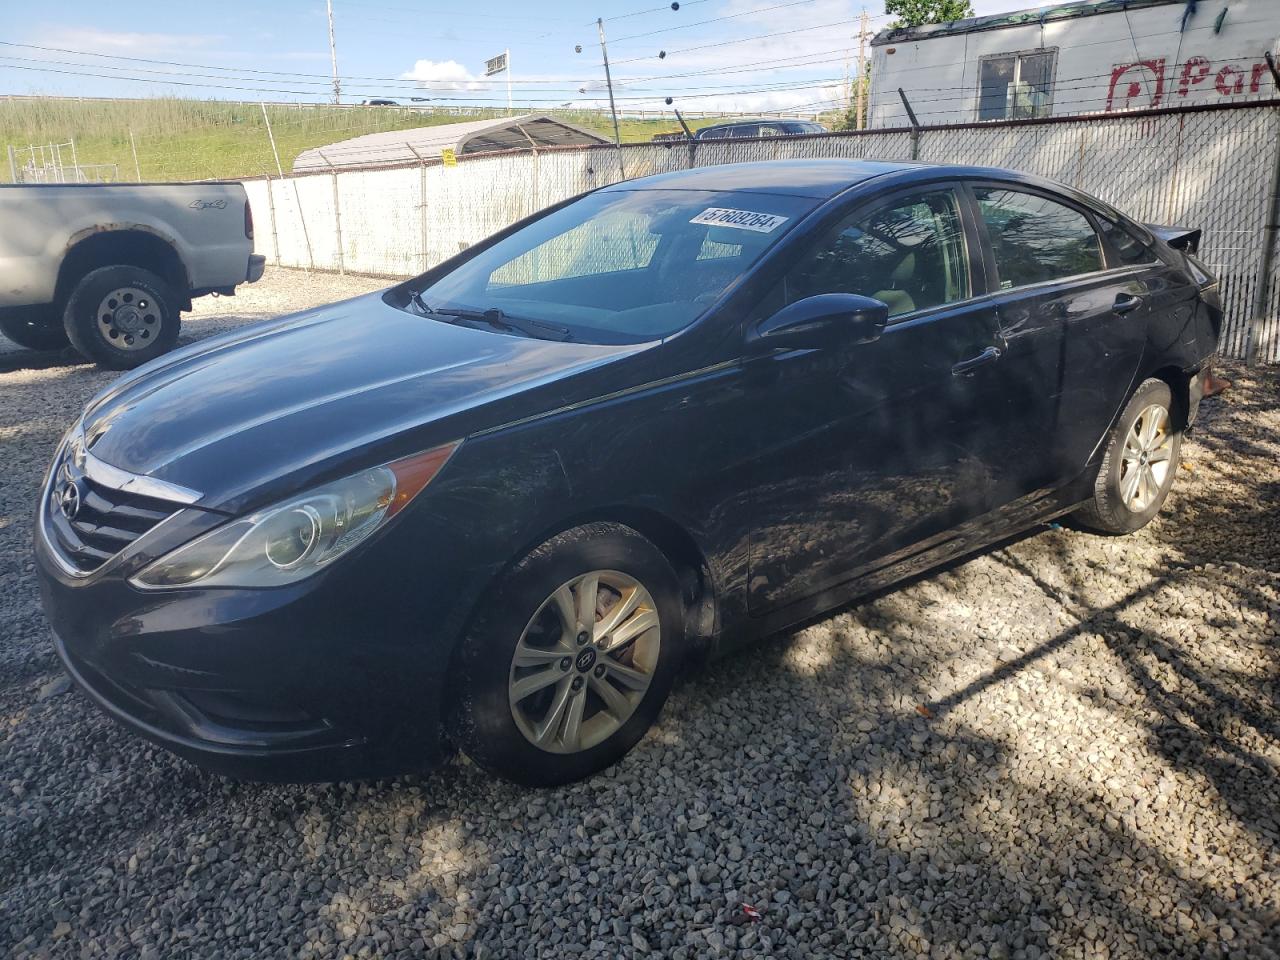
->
[744,186,1006,613]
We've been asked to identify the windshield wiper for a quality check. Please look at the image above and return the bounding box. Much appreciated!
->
[408,294,573,341]
[407,289,435,316]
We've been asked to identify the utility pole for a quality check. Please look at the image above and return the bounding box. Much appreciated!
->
[596,18,625,179]
[506,48,513,114]
[326,0,341,104]
[855,7,869,130]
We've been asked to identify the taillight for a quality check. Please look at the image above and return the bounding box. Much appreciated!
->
[244,200,254,240]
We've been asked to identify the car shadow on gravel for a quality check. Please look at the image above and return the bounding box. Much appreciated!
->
[662,551,1269,956]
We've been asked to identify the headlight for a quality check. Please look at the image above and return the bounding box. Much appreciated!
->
[131,442,457,589]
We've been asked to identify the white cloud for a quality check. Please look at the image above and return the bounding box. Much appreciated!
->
[401,59,484,91]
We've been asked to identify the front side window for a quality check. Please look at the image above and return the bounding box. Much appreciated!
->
[413,188,814,343]
[975,188,1103,288]
[978,50,1056,121]
[780,190,971,319]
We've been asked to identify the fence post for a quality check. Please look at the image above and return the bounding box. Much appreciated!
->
[319,151,345,276]
[898,89,921,160]
[264,175,281,267]
[1246,107,1280,366]
[128,129,142,181]
[290,176,316,273]
[407,143,430,273]
[261,103,284,177]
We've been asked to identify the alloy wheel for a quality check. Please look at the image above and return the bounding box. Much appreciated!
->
[508,570,660,755]
[96,287,160,350]
[1119,403,1173,512]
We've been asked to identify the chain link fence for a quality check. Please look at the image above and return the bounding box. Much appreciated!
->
[243,102,1280,363]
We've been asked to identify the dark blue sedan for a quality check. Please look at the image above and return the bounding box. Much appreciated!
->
[35,160,1221,785]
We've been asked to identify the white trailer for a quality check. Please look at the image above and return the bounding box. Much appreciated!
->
[868,0,1280,128]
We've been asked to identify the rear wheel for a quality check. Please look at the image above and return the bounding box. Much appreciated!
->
[1074,378,1182,534]
[0,307,69,351]
[63,265,180,370]
[452,523,683,786]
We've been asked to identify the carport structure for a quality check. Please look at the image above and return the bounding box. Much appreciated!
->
[292,114,609,172]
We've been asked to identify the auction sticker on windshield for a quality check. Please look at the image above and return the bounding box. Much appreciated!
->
[690,208,789,233]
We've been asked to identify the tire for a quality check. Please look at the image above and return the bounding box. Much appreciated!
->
[0,307,69,351]
[62,265,180,370]
[452,522,684,787]
[1074,378,1183,535]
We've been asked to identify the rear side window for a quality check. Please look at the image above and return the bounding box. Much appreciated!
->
[782,189,971,318]
[975,188,1103,288]
[1098,218,1159,266]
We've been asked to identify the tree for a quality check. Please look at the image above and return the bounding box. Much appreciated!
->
[885,0,974,28]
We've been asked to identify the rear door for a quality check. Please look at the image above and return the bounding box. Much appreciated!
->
[968,184,1148,497]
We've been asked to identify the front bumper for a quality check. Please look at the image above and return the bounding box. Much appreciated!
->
[51,628,381,781]
[35,512,464,782]
[246,254,267,283]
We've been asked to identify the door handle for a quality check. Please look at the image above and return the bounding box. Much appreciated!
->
[951,345,1002,377]
[1113,293,1144,315]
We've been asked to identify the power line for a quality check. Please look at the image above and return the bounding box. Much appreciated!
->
[595,1,712,26]
[0,39,580,86]
[0,57,847,109]
[0,53,848,99]
[609,15,865,65]
[610,0,885,44]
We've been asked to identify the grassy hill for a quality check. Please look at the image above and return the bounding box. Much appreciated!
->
[0,97,740,183]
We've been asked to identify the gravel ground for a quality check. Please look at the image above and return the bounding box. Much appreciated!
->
[2,269,1278,959]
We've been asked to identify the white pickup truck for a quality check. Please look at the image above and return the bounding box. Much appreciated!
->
[0,182,265,369]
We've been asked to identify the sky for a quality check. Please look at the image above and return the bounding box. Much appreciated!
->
[0,0,1054,115]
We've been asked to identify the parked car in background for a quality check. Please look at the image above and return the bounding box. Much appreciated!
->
[35,160,1220,786]
[693,119,828,140]
[0,182,265,369]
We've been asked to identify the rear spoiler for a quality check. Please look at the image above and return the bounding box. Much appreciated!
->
[1144,224,1202,255]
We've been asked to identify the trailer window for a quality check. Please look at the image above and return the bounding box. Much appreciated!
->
[978,50,1056,121]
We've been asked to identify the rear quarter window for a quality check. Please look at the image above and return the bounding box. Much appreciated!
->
[1098,218,1160,266]
[976,188,1104,288]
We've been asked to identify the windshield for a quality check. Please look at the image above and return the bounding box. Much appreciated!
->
[405,188,815,344]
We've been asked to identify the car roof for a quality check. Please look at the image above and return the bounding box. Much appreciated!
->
[600,159,1098,204]
[698,118,814,129]
[599,159,920,200]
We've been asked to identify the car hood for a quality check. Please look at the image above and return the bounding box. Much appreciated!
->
[79,293,645,510]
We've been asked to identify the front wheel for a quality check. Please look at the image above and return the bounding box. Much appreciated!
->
[1074,377,1182,535]
[63,265,180,370]
[452,523,683,786]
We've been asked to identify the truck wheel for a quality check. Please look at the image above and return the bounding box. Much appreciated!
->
[63,266,180,370]
[0,307,70,351]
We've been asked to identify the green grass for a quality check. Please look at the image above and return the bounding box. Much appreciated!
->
[0,97,776,183]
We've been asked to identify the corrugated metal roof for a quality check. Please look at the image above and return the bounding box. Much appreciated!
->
[292,114,610,172]
[871,0,1182,46]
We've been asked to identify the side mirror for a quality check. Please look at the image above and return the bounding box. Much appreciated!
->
[747,293,889,352]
